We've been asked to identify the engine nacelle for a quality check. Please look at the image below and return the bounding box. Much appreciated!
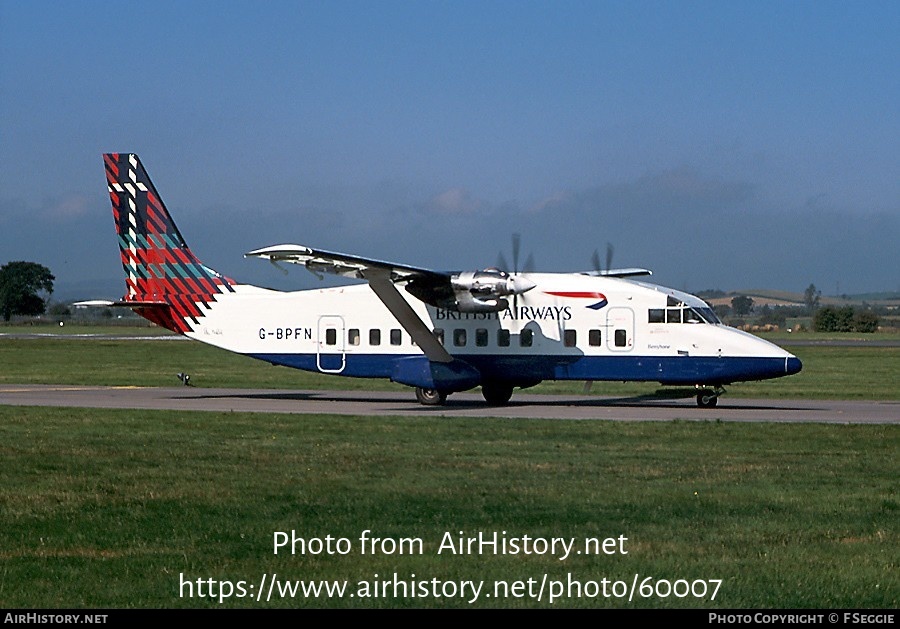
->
[453,291,509,313]
[451,270,536,297]
[405,269,536,313]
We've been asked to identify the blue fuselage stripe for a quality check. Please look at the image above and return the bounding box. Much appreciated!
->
[247,352,798,385]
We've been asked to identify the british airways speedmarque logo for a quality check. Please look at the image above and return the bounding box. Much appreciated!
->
[545,291,609,310]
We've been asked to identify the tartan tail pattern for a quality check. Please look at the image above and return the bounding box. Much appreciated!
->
[104,153,235,333]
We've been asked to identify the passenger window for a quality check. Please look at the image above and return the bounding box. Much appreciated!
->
[497,329,510,347]
[325,328,337,345]
[390,329,402,345]
[433,328,444,345]
[564,329,577,347]
[369,329,381,346]
[520,329,533,347]
[648,309,665,323]
[667,308,682,324]
[615,329,627,347]
[589,329,601,346]
[453,329,467,347]
[348,329,360,346]
[475,328,488,347]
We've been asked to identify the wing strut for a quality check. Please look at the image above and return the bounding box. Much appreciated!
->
[364,272,453,363]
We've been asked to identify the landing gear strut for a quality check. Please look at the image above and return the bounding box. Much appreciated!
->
[696,385,726,408]
[415,387,448,406]
[481,382,514,406]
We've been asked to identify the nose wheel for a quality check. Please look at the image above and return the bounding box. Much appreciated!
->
[696,386,726,408]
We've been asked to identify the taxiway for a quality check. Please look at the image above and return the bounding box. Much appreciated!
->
[0,384,896,424]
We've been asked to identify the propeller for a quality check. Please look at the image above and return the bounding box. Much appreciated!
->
[591,242,614,276]
[584,242,614,395]
[495,233,536,310]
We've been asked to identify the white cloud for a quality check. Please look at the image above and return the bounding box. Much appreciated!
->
[426,188,482,215]
[47,194,90,219]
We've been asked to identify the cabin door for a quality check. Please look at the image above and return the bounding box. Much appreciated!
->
[606,307,634,352]
[316,315,346,373]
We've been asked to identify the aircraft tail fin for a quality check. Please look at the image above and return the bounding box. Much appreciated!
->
[103,153,236,333]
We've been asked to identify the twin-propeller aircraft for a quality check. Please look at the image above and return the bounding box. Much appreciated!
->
[95,153,801,407]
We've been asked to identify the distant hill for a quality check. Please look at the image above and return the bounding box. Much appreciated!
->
[700,289,900,309]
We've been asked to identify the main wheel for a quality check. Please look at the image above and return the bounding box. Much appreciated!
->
[697,392,718,408]
[415,387,447,406]
[481,382,514,406]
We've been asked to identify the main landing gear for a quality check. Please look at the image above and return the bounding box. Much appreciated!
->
[481,382,514,406]
[696,385,726,408]
[415,387,448,406]
[414,383,516,406]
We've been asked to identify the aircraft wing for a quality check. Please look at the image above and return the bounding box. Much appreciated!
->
[244,244,449,284]
[582,268,653,278]
[245,243,455,363]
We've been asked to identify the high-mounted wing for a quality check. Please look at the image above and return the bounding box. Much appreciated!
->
[245,243,537,364]
[245,243,535,313]
[582,268,653,278]
[246,244,454,362]
[244,244,446,284]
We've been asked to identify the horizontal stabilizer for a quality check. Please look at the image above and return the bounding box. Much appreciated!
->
[73,299,171,308]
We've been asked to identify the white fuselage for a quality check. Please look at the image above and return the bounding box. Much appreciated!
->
[182,273,799,387]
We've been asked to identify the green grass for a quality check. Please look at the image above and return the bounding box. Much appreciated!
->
[0,406,896,609]
[1,327,897,609]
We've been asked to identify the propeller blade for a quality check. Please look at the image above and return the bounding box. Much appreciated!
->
[496,252,509,273]
[591,249,601,274]
[605,243,614,273]
[583,381,594,395]
[523,252,535,274]
[501,233,534,309]
[512,233,521,274]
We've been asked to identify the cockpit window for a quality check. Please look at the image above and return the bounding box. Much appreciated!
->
[693,306,721,324]
[649,305,721,325]
[684,308,703,324]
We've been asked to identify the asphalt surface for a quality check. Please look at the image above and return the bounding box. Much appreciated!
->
[1,384,897,424]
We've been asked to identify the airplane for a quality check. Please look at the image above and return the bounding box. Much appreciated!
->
[91,153,802,408]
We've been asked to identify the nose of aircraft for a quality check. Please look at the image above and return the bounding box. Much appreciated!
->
[786,356,802,375]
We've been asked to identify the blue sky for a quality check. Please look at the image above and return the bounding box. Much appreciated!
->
[1,0,898,299]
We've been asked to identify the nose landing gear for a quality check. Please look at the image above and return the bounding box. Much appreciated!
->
[696,385,726,408]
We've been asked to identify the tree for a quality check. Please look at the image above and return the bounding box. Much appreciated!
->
[852,310,879,333]
[48,302,71,317]
[814,305,854,332]
[814,306,880,333]
[731,295,754,316]
[0,261,55,321]
[756,304,787,329]
[803,283,821,314]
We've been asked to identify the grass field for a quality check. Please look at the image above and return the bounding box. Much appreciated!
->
[0,327,897,609]
[0,406,896,609]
